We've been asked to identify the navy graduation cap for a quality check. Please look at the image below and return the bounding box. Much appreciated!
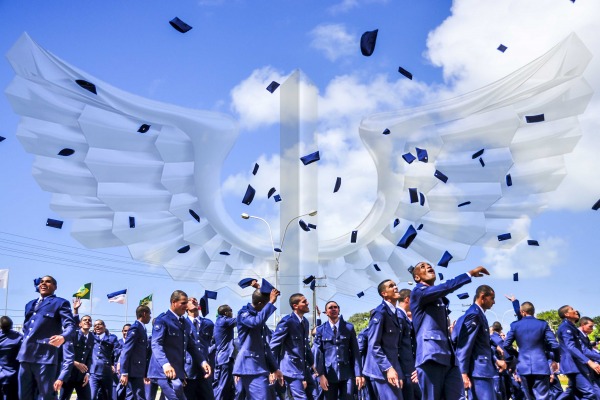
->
[46,218,63,229]
[416,148,428,163]
[334,177,342,193]
[457,293,469,300]
[409,188,418,203]
[242,185,256,205]
[75,79,97,94]
[402,152,416,164]
[238,277,257,289]
[434,170,448,183]
[497,233,512,241]
[437,251,453,267]
[300,151,320,165]
[169,17,193,33]
[260,278,276,295]
[266,81,280,93]
[58,148,74,157]
[360,29,378,56]
[298,220,310,232]
[527,240,539,246]
[397,225,417,249]
[350,230,358,243]
[252,163,259,175]
[398,66,413,80]
[497,44,507,53]
[303,275,315,285]
[129,216,135,229]
[189,209,200,222]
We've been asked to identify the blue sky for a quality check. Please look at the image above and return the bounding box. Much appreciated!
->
[1,0,599,332]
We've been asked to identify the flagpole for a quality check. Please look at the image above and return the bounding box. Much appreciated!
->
[4,271,9,316]
[125,290,128,324]
[90,283,93,316]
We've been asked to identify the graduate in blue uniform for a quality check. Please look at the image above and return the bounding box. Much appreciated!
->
[118,305,152,400]
[270,293,316,399]
[453,285,506,399]
[556,305,600,399]
[397,288,422,400]
[147,290,211,400]
[233,288,283,400]
[184,296,215,400]
[0,316,22,400]
[18,275,76,400]
[363,279,405,399]
[89,319,120,399]
[502,301,559,400]
[213,304,236,400]
[61,300,94,400]
[410,263,489,400]
[313,300,363,399]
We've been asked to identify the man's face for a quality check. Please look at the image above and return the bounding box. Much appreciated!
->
[122,325,130,339]
[94,320,106,335]
[222,306,233,318]
[413,262,436,285]
[582,321,595,335]
[380,280,400,301]
[187,297,199,312]
[172,296,189,316]
[80,316,92,331]
[140,312,152,325]
[325,302,340,320]
[294,296,310,314]
[481,292,496,311]
[38,276,57,297]
[565,306,578,321]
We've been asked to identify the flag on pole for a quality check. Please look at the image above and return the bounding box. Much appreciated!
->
[107,289,127,304]
[73,283,92,299]
[0,270,8,289]
[139,294,153,307]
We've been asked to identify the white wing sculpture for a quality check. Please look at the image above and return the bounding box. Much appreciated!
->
[5,32,592,301]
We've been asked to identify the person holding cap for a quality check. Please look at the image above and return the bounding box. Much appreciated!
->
[410,263,490,399]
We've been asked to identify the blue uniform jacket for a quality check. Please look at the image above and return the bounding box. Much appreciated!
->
[58,336,75,381]
[453,304,496,378]
[184,316,213,380]
[147,311,208,380]
[63,329,93,383]
[270,312,314,380]
[576,329,600,363]
[17,294,76,365]
[557,319,596,375]
[0,330,22,383]
[90,332,119,375]
[214,315,236,366]
[119,320,149,378]
[313,318,362,382]
[233,302,278,376]
[410,272,471,368]
[362,301,404,380]
[397,309,417,376]
[502,316,558,375]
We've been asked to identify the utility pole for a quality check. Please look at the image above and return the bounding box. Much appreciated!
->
[304,275,327,330]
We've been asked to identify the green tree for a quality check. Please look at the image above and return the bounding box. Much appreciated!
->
[536,309,561,331]
[347,311,370,333]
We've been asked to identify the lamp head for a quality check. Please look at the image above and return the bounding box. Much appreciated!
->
[241,213,250,220]
[308,210,317,216]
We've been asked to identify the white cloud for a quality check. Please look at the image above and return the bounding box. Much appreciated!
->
[309,24,355,62]
[328,0,389,14]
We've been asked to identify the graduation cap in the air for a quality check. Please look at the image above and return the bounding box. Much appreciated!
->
[300,151,320,165]
[204,290,218,300]
[238,277,257,289]
[129,216,135,229]
[592,199,600,210]
[350,230,358,243]
[527,240,539,246]
[407,265,415,275]
[360,29,378,56]
[457,293,469,300]
[409,188,418,203]
[417,223,424,230]
[138,124,150,133]
[274,194,282,202]
[525,114,545,123]
[58,148,75,157]
[308,223,317,230]
[497,233,512,241]
[506,174,513,187]
[373,263,381,272]
[266,81,280,93]
[177,245,190,253]
[334,177,342,193]
[219,251,230,256]
[75,79,97,94]
[0,136,5,142]
[479,158,485,167]
[434,170,448,183]
[438,273,444,280]
[298,220,310,232]
[252,163,259,175]
[189,209,200,222]
[169,17,193,33]
[267,188,276,199]
[513,273,519,282]
[46,218,63,229]
[416,148,428,163]
[402,152,416,164]
[382,128,390,135]
[260,278,276,294]
[398,66,413,80]
[356,291,365,298]
[393,218,400,228]
[274,247,282,253]
[33,277,41,292]
[242,185,256,205]
[437,251,453,267]
[458,201,471,208]
[199,296,209,317]
[419,193,425,206]
[303,275,315,285]
[310,280,316,291]
[397,225,417,249]
[497,44,507,53]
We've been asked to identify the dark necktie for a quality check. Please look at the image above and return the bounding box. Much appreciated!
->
[179,316,185,329]
[333,325,337,338]
[194,318,201,333]
[34,298,43,311]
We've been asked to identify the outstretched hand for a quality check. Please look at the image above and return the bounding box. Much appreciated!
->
[504,294,516,302]
[468,266,490,278]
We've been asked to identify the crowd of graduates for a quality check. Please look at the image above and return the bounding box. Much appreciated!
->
[2,264,600,400]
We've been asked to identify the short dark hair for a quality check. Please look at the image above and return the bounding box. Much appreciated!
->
[251,289,269,306]
[289,293,305,309]
[475,285,494,299]
[377,279,393,298]
[324,301,339,311]
[170,290,188,303]
[580,316,594,327]
[398,289,411,302]
[136,305,151,319]
[41,275,57,286]
[558,305,571,319]
[0,316,13,331]
[217,304,232,316]
[492,321,502,332]
[122,323,131,330]
[520,302,535,316]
